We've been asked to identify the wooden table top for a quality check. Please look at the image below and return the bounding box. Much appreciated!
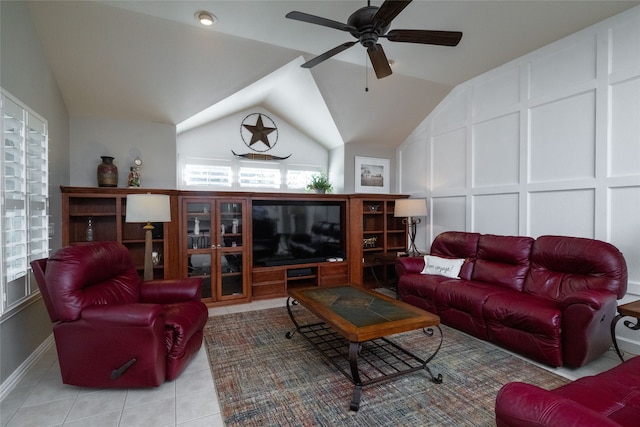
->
[288,284,440,342]
[618,300,640,318]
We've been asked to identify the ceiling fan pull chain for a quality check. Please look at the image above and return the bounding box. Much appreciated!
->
[365,50,369,92]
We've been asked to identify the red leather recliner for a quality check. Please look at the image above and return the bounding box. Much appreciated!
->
[495,356,640,426]
[31,241,209,388]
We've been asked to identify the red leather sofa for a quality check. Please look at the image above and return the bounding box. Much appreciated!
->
[495,356,640,426]
[396,232,627,367]
[32,241,209,388]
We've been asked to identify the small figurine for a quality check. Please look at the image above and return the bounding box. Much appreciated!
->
[128,157,142,187]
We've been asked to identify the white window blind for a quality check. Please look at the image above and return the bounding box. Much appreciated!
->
[1,88,49,316]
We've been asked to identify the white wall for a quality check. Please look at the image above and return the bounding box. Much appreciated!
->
[398,6,640,352]
[70,116,176,189]
[344,142,398,194]
[176,107,329,190]
[0,0,69,389]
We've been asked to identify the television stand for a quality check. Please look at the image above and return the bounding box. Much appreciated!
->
[251,260,348,300]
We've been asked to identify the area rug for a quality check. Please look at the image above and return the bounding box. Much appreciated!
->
[204,305,569,426]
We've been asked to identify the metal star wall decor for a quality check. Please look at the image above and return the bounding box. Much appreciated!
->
[240,113,278,152]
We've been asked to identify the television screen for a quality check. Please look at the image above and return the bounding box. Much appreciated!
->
[252,200,346,267]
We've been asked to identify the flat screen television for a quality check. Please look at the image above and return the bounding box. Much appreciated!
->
[252,199,346,267]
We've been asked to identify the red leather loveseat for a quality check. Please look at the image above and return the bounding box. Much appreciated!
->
[32,241,209,388]
[396,232,627,367]
[495,356,640,426]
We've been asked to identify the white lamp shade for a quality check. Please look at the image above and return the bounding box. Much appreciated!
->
[125,194,171,223]
[394,198,428,218]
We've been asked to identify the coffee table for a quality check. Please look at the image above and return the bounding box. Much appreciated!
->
[286,284,443,411]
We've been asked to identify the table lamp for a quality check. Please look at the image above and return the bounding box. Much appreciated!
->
[394,198,428,257]
[125,193,171,281]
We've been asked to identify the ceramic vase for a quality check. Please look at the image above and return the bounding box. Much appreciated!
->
[97,156,118,187]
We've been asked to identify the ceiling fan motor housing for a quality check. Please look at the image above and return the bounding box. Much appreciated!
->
[347,6,390,47]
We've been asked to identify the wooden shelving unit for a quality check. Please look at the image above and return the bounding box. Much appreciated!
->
[61,188,407,305]
[348,195,408,289]
[61,187,180,280]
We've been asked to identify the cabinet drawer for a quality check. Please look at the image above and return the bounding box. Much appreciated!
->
[319,262,348,276]
[319,262,348,286]
[252,282,286,298]
[252,268,286,283]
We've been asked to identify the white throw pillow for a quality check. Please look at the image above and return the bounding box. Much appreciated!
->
[420,255,465,279]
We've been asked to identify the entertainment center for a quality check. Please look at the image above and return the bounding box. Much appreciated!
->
[61,187,408,306]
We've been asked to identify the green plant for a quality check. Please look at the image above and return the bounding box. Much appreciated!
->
[306,172,333,193]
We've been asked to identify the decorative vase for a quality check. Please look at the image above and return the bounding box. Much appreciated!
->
[97,156,118,187]
[314,188,326,194]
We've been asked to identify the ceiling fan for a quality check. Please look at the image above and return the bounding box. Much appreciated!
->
[285,0,462,79]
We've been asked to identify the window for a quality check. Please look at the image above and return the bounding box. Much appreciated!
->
[238,165,281,189]
[286,168,320,191]
[1,88,48,316]
[180,157,323,192]
[183,163,232,188]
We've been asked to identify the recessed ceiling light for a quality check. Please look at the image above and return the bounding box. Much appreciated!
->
[196,11,217,26]
[388,60,395,67]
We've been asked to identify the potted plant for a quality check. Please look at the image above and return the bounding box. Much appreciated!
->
[306,172,333,194]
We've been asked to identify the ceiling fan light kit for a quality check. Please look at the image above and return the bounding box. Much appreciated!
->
[286,0,462,79]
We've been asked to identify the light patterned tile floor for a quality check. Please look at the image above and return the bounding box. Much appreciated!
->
[0,293,632,426]
[0,298,285,427]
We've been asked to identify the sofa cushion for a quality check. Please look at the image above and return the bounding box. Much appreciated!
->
[398,273,450,314]
[524,235,628,301]
[471,234,534,291]
[435,280,504,339]
[421,255,465,278]
[484,291,562,366]
[430,231,480,280]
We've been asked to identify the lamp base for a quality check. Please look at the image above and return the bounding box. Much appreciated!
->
[143,222,155,281]
[403,217,423,259]
[407,248,423,258]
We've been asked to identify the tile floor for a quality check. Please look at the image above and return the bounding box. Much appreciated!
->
[0,294,632,427]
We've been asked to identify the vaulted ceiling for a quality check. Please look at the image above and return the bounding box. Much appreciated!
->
[26,1,639,148]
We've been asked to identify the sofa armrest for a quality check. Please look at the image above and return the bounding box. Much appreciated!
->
[81,303,164,326]
[140,278,203,303]
[559,289,615,311]
[561,290,619,367]
[396,256,425,276]
[495,382,620,427]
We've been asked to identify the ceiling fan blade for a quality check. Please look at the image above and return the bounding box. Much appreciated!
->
[385,30,463,46]
[367,44,392,79]
[372,0,412,29]
[286,11,356,33]
[301,41,358,69]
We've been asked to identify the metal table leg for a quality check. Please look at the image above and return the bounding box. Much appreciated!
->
[611,313,624,362]
[611,312,640,363]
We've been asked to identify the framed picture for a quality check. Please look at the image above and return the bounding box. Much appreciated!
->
[355,156,390,194]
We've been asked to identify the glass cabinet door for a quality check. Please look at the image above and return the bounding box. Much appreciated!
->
[185,200,213,299]
[182,198,248,304]
[217,201,246,299]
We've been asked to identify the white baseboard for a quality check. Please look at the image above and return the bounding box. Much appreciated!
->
[0,334,54,402]
[617,335,640,358]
